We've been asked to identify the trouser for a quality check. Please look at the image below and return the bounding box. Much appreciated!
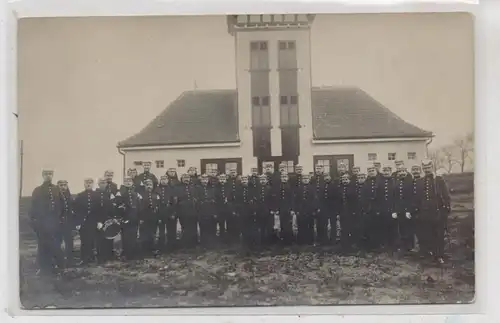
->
[340,211,356,248]
[366,212,385,249]
[256,208,274,245]
[329,212,340,243]
[199,214,217,246]
[396,213,415,251]
[315,207,329,245]
[226,210,242,244]
[165,213,178,250]
[58,222,75,264]
[121,222,139,259]
[96,231,114,263]
[139,218,159,255]
[241,208,257,247]
[156,216,167,251]
[216,206,229,241]
[296,211,314,245]
[179,206,198,248]
[417,213,446,258]
[80,221,98,263]
[278,208,294,244]
[35,229,65,272]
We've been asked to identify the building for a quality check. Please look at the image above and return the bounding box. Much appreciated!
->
[117,14,432,178]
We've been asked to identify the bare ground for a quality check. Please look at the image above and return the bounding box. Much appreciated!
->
[19,192,475,309]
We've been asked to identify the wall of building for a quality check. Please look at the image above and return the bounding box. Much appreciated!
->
[311,139,428,170]
[122,145,259,179]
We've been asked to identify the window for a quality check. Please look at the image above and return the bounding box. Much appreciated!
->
[278,40,297,69]
[316,159,331,174]
[205,163,218,174]
[155,160,164,168]
[407,152,417,160]
[280,95,299,126]
[337,158,351,171]
[251,96,271,127]
[225,162,238,174]
[368,153,377,161]
[250,41,269,70]
[262,161,274,171]
[388,153,396,161]
[177,159,186,167]
[133,161,143,166]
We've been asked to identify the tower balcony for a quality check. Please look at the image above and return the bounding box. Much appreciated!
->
[226,14,315,35]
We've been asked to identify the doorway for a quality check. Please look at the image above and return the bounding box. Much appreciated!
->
[313,154,354,178]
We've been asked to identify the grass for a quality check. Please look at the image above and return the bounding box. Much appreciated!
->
[18,174,475,309]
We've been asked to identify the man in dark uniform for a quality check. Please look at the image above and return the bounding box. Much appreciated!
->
[295,174,318,245]
[353,172,367,248]
[317,173,334,245]
[115,176,141,260]
[104,170,119,195]
[130,168,141,190]
[337,162,348,178]
[264,164,278,187]
[392,160,404,178]
[94,177,116,263]
[177,173,199,248]
[74,178,102,265]
[310,164,325,245]
[166,168,180,186]
[337,173,357,251]
[375,165,397,249]
[416,159,451,264]
[197,174,218,247]
[274,172,294,244]
[351,166,361,183]
[393,165,416,252]
[208,169,219,187]
[156,175,177,252]
[373,161,383,179]
[215,173,230,242]
[249,168,259,188]
[30,169,65,275]
[138,179,160,257]
[234,175,257,247]
[57,179,76,267]
[362,165,379,250]
[226,168,240,243]
[289,165,304,191]
[255,174,274,246]
[410,164,423,250]
[188,167,200,186]
[136,162,159,194]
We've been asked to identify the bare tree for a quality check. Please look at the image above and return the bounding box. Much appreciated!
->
[428,150,442,172]
[454,132,474,173]
[439,146,456,174]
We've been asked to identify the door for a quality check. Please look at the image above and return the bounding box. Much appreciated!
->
[200,158,242,176]
[257,157,298,174]
[313,154,354,178]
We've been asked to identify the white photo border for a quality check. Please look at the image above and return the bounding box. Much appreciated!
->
[1,0,497,322]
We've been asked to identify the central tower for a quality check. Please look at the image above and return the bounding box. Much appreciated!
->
[227,14,315,173]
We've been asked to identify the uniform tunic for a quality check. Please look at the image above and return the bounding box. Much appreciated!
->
[156,184,178,250]
[177,183,199,247]
[274,182,294,242]
[139,189,160,254]
[295,183,318,245]
[393,175,416,250]
[197,184,218,244]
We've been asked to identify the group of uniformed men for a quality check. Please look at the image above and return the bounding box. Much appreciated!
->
[29,158,451,275]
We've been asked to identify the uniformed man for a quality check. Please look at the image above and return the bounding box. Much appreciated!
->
[208,169,219,187]
[104,170,119,195]
[294,174,319,245]
[57,179,76,267]
[317,173,333,245]
[375,166,397,249]
[166,168,180,186]
[255,174,274,245]
[264,164,278,187]
[373,161,383,179]
[136,162,159,194]
[187,167,200,186]
[415,159,451,264]
[274,172,294,244]
[351,166,361,182]
[30,169,65,274]
[337,162,348,178]
[217,173,236,243]
[411,164,422,180]
[130,168,141,190]
[138,179,160,256]
[74,178,102,265]
[393,165,416,252]
[115,176,142,260]
[156,175,177,252]
[392,160,404,178]
[289,165,304,192]
[362,165,379,250]
[410,164,423,249]
[310,165,325,244]
[197,174,218,246]
[234,175,257,247]
[337,173,357,250]
[177,173,199,248]
[353,172,367,248]
[249,167,259,188]
[95,177,116,263]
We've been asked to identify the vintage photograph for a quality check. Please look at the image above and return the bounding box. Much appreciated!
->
[18,13,474,309]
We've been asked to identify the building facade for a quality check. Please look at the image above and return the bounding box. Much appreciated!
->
[118,15,432,178]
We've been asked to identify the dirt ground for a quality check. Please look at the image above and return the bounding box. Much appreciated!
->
[18,190,475,309]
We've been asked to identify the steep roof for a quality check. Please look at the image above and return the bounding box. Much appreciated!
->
[118,87,432,148]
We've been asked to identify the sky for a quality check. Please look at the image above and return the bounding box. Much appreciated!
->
[18,13,474,194]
